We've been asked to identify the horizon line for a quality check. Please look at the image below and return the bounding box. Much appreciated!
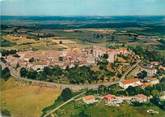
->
[1,15,165,17]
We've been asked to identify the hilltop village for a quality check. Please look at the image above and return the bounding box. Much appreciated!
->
[5,46,129,70]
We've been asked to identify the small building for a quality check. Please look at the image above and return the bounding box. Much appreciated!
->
[132,94,148,103]
[82,95,96,104]
[151,61,160,66]
[141,82,152,88]
[147,109,159,114]
[103,94,123,106]
[104,94,116,103]
[141,77,159,88]
[148,77,159,85]
[159,65,165,71]
[119,79,142,89]
[139,65,157,77]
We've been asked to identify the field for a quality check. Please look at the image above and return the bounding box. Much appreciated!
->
[0,34,93,51]
[55,101,165,117]
[0,78,61,117]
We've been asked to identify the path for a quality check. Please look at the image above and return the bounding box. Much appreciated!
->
[43,91,86,117]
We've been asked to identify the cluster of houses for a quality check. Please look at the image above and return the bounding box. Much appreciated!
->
[139,63,158,77]
[5,46,130,70]
[82,94,148,106]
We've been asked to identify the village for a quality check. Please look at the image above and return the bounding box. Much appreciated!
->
[4,45,129,70]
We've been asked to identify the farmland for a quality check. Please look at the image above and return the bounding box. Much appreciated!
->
[0,78,61,117]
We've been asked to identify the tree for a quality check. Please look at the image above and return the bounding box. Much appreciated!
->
[20,67,28,77]
[66,66,95,84]
[43,67,53,76]
[78,110,90,117]
[59,40,63,44]
[98,85,106,94]
[0,67,11,80]
[137,70,147,79]
[52,66,63,76]
[29,57,35,62]
[102,53,109,59]
[97,59,108,70]
[160,77,165,83]
[60,88,72,101]
[27,70,37,79]
[37,71,47,80]
[151,90,159,96]
[1,109,11,117]
[126,86,140,96]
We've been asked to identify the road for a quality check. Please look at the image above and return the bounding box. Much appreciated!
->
[0,60,140,91]
[119,60,141,82]
[43,91,86,117]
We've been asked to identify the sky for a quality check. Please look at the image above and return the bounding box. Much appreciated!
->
[0,0,165,16]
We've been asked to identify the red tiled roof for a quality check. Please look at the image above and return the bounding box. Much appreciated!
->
[83,95,95,101]
[104,94,116,100]
[136,94,147,99]
[122,79,140,85]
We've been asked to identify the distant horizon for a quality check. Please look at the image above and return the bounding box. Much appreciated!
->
[1,14,165,18]
[1,0,165,16]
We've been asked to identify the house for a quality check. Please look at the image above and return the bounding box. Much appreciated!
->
[141,82,152,88]
[148,77,159,85]
[159,65,165,71]
[82,95,97,104]
[147,109,159,114]
[103,94,123,105]
[151,61,160,66]
[141,77,159,88]
[132,94,148,103]
[104,94,116,102]
[119,79,142,89]
[139,65,157,77]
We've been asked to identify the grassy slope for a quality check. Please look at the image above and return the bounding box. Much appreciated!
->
[56,101,165,117]
[0,78,61,117]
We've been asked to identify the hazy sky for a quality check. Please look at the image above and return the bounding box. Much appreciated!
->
[1,0,165,16]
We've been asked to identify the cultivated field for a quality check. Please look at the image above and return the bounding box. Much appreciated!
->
[0,78,61,117]
[1,34,93,51]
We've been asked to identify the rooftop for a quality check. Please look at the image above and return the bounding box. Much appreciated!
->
[83,95,95,101]
[104,94,116,100]
[122,79,140,85]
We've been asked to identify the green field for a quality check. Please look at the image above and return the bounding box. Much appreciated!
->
[55,101,165,117]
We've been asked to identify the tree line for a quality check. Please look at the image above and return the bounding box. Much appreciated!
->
[129,46,165,64]
[20,64,114,84]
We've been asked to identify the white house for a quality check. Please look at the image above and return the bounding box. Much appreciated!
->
[119,79,142,89]
[132,94,148,103]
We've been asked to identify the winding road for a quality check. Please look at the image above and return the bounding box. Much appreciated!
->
[0,60,140,91]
